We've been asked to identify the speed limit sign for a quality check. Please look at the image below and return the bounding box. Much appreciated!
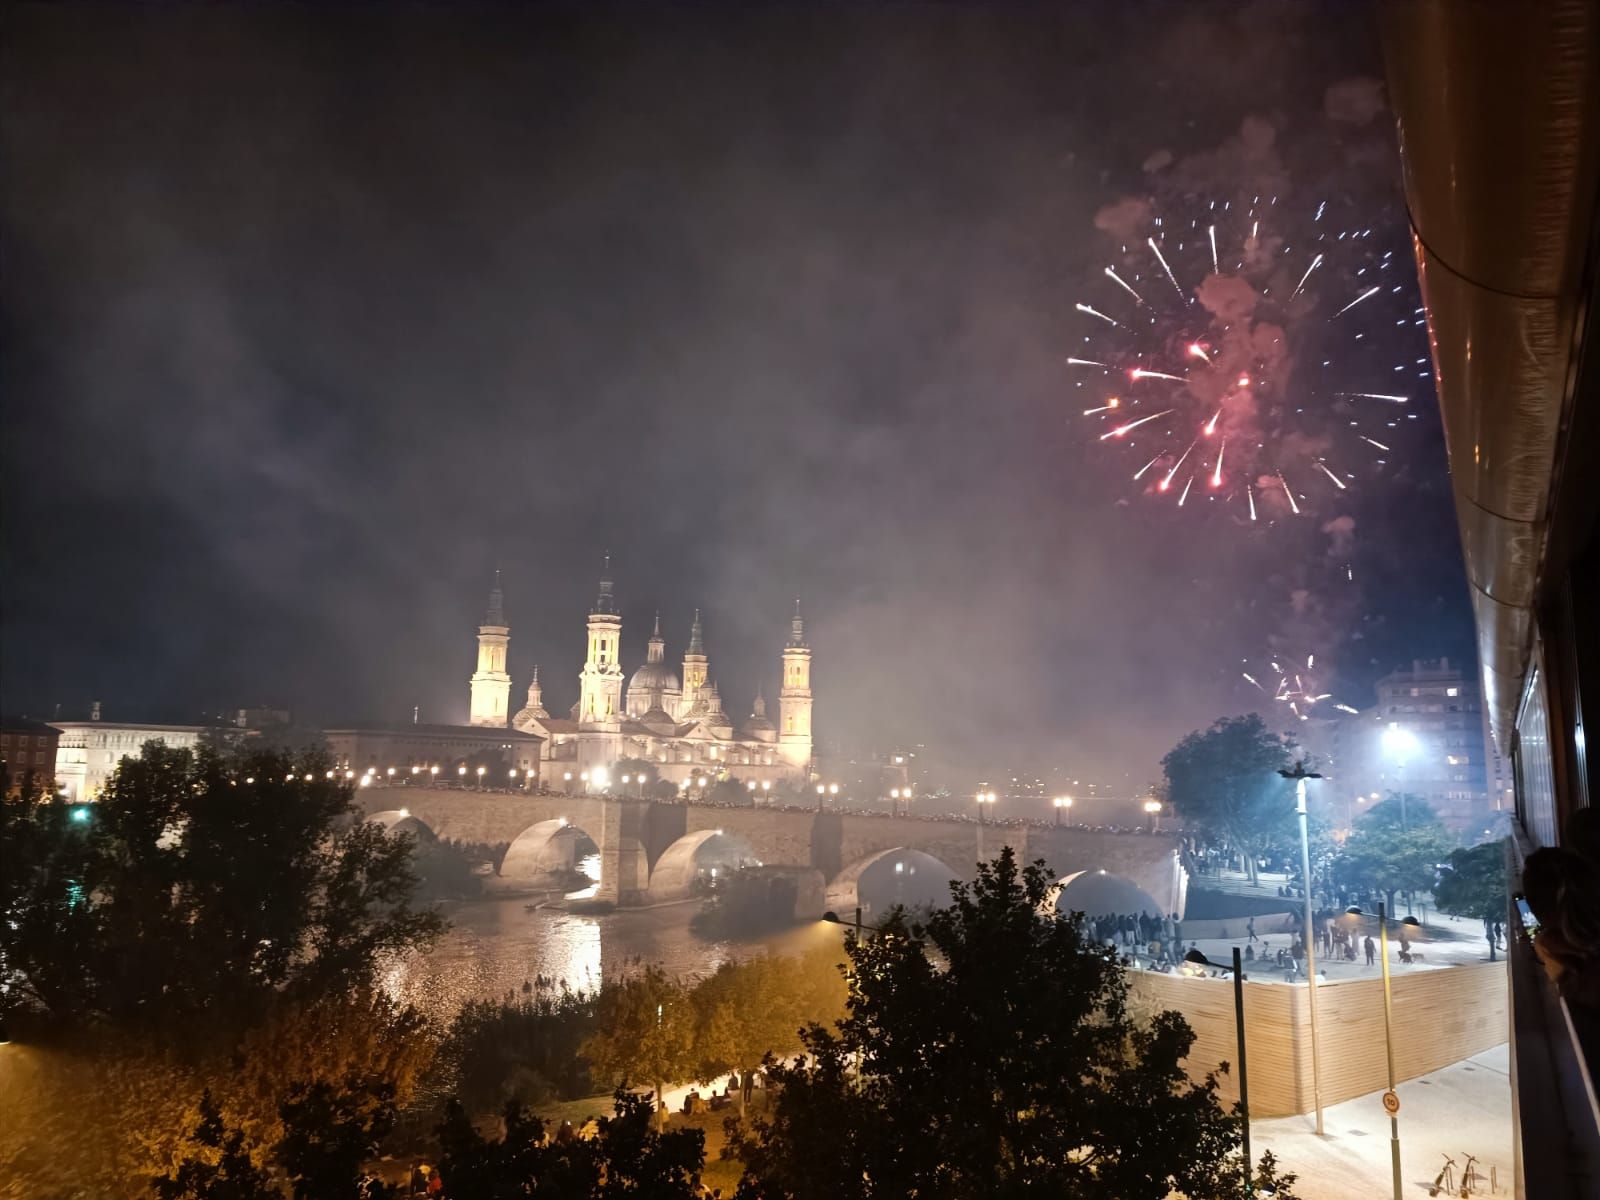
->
[1382,1089,1400,1115]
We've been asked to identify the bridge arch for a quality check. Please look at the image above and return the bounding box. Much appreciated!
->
[367,810,438,843]
[825,847,959,919]
[499,818,601,891]
[646,829,761,902]
[1053,869,1162,919]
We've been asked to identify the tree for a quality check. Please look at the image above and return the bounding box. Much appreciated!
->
[1356,793,1436,833]
[153,1092,278,1200]
[727,848,1296,1200]
[274,1075,398,1200]
[692,959,790,1116]
[436,1088,705,1199]
[0,741,443,1028]
[1334,821,1454,917]
[440,986,599,1112]
[1434,839,1508,960]
[1161,715,1298,885]
[581,965,696,1120]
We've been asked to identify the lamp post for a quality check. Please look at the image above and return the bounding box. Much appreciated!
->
[975,790,996,824]
[1182,946,1252,1194]
[1279,760,1326,1136]
[1053,795,1073,826]
[1143,798,1162,833]
[1382,725,1419,831]
[1378,902,1403,1200]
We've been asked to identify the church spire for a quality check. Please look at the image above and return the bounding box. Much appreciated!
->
[688,609,705,655]
[787,598,806,648]
[592,554,617,615]
[646,611,665,664]
[485,570,506,627]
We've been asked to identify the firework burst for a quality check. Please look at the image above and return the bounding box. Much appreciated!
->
[1072,196,1419,519]
[1239,650,1354,720]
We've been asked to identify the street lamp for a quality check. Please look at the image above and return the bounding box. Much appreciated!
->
[1143,798,1162,833]
[1053,795,1073,826]
[429,765,439,780]
[1184,947,1253,1192]
[975,790,997,823]
[1382,725,1420,831]
[1344,903,1406,1200]
[1279,760,1326,1136]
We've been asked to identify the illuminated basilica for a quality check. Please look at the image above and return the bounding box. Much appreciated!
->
[466,566,813,786]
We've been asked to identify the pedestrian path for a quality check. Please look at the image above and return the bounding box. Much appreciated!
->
[1253,1044,1511,1199]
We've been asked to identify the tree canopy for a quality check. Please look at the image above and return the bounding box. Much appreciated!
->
[1161,714,1298,883]
[727,847,1296,1200]
[1332,796,1455,916]
[580,965,697,1116]
[1434,839,1508,959]
[0,741,442,1030]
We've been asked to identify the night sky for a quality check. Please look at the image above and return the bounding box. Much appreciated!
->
[1,2,1475,784]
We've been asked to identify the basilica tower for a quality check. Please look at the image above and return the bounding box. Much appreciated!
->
[778,600,813,770]
[679,610,709,717]
[578,559,624,730]
[468,572,512,727]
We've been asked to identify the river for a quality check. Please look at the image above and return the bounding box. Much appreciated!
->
[383,896,840,1028]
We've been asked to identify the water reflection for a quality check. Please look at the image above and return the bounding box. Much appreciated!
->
[386,897,844,1028]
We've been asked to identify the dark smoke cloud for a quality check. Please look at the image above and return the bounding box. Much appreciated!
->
[1,2,1475,790]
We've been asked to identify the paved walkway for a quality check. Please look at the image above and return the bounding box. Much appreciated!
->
[1253,1044,1512,1198]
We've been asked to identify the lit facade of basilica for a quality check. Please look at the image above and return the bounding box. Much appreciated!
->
[466,567,813,786]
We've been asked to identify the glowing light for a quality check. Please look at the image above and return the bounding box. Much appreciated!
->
[1160,439,1197,490]
[1067,357,1108,368]
[1187,342,1212,363]
[1076,302,1122,328]
[1129,368,1185,382]
[1340,392,1409,403]
[1236,374,1251,388]
[1278,471,1300,514]
[1247,484,1256,521]
[1361,435,1391,451]
[1148,236,1184,300]
[1243,672,1263,690]
[1208,224,1219,273]
[1204,409,1221,435]
[1103,266,1147,306]
[1132,455,1161,480]
[1314,460,1348,490]
[1290,253,1324,299]
[1210,440,1225,486]
[1332,285,1381,318]
[1177,474,1194,506]
[1335,704,1360,715]
[1099,409,1172,440]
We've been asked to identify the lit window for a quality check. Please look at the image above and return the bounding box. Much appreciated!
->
[1446,686,1459,697]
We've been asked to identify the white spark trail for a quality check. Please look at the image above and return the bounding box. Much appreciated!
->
[1315,461,1348,490]
[1104,267,1147,307]
[1290,253,1324,299]
[1099,409,1173,441]
[1339,392,1409,403]
[1147,237,1186,301]
[1130,368,1186,382]
[1278,472,1300,514]
[1360,436,1391,451]
[1208,224,1218,273]
[1076,303,1122,328]
[1066,357,1108,368]
[1332,285,1381,318]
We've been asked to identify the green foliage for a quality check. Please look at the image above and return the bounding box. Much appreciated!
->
[727,848,1295,1200]
[581,965,697,1108]
[1334,801,1455,913]
[1161,715,1298,882]
[1435,839,1508,959]
[436,1088,706,1199]
[275,1075,398,1200]
[152,1091,278,1200]
[0,741,443,1029]
[440,987,600,1111]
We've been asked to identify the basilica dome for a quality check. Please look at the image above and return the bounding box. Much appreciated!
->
[629,661,681,693]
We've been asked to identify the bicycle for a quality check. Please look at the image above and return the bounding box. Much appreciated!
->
[1460,1152,1487,1196]
[1428,1153,1456,1196]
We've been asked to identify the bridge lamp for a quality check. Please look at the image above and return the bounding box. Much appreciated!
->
[325,770,335,780]
[387,767,396,778]
[285,773,295,782]
[1053,796,1073,825]
[621,773,630,784]
[697,776,708,789]
[830,784,839,795]
[458,765,468,777]
[411,765,420,775]
[359,776,372,788]
[397,808,409,818]
[430,765,439,777]
[593,766,610,788]
[761,780,771,790]
[345,770,355,780]
[246,777,256,784]
[509,768,518,778]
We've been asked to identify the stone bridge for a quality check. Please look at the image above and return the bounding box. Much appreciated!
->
[356,787,1188,917]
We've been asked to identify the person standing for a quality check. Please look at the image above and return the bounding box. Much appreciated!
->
[1364,934,1377,966]
[1247,916,1258,943]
